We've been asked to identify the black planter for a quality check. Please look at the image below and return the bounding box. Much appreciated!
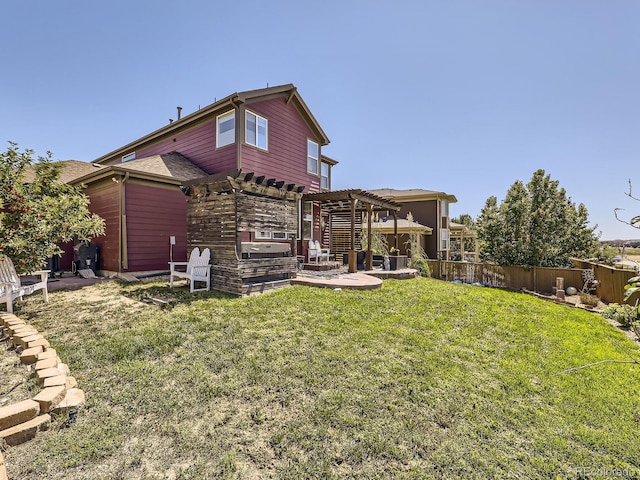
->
[389,255,407,270]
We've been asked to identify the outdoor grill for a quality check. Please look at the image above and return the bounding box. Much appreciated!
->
[73,242,99,275]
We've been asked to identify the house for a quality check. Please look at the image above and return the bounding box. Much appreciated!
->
[58,84,337,273]
[367,188,457,260]
[370,216,433,257]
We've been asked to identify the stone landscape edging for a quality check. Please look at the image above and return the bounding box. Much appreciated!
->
[0,311,85,479]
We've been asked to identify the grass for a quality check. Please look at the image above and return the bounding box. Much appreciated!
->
[4,277,640,479]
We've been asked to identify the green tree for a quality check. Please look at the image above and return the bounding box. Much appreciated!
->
[451,213,476,229]
[0,142,105,273]
[615,179,640,230]
[476,169,599,267]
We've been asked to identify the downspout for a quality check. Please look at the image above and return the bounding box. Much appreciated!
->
[233,96,243,171]
[119,172,130,271]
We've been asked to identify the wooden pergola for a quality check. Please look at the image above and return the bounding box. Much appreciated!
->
[184,170,304,295]
[302,189,402,272]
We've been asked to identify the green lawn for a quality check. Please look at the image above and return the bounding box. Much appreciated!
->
[6,277,640,479]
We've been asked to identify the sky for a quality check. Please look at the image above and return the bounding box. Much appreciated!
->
[2,0,639,240]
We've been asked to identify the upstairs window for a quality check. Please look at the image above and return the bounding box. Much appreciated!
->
[217,111,235,148]
[441,228,450,251]
[307,140,319,175]
[321,162,329,190]
[441,199,449,217]
[246,111,268,150]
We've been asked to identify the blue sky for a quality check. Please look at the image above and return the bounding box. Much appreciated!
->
[2,0,639,240]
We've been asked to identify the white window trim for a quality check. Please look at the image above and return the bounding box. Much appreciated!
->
[302,201,313,240]
[216,110,235,148]
[255,231,272,240]
[307,139,319,175]
[245,110,268,150]
[272,232,287,240]
[122,152,136,162]
[441,228,450,251]
[321,162,330,190]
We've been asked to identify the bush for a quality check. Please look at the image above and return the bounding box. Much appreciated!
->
[601,303,639,327]
[409,256,431,278]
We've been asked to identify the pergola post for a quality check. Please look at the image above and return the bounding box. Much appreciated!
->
[365,203,373,271]
[392,210,398,253]
[349,198,357,273]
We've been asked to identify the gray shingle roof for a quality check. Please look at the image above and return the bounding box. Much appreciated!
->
[116,152,207,181]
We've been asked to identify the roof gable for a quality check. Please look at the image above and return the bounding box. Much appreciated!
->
[94,84,329,165]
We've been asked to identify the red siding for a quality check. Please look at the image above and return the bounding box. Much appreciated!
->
[85,182,121,272]
[240,98,323,192]
[135,118,237,174]
[123,182,189,272]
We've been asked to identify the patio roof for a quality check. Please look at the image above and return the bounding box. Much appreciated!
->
[302,189,401,213]
[303,189,402,272]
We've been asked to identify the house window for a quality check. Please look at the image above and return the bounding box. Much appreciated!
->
[302,201,313,240]
[307,140,319,175]
[441,199,449,217]
[122,152,136,162]
[272,232,287,240]
[246,111,268,150]
[217,111,235,148]
[441,228,450,251]
[255,231,271,239]
[321,162,329,190]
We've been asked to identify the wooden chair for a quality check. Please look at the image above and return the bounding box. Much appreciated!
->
[168,247,211,292]
[308,240,330,264]
[0,257,49,313]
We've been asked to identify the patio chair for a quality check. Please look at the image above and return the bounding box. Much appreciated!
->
[168,247,211,292]
[0,257,49,313]
[308,240,330,264]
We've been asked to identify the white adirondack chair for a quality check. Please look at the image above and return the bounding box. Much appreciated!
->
[0,257,49,313]
[168,247,211,292]
[308,240,330,264]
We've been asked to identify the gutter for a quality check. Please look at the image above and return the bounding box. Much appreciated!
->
[119,172,130,271]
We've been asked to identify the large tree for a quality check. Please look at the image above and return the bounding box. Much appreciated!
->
[476,169,599,267]
[0,142,105,273]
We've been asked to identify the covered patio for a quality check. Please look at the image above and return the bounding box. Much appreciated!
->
[302,189,402,273]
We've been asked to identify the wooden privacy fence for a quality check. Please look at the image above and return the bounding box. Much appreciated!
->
[426,260,638,305]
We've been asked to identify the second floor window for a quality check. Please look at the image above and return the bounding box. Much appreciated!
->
[246,111,268,150]
[217,111,235,148]
[307,140,319,175]
[321,162,329,189]
[441,228,450,251]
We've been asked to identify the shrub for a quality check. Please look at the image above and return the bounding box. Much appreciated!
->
[601,303,639,327]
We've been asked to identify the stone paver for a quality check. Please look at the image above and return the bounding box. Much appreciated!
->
[0,414,51,446]
[19,345,44,364]
[53,389,85,414]
[0,450,7,480]
[0,399,40,431]
[36,349,57,361]
[33,386,66,413]
[26,337,50,349]
[35,367,61,385]
[34,357,58,371]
